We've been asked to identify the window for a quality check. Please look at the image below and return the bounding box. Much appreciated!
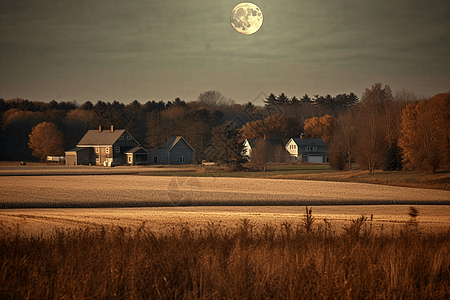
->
[128,156,132,163]
[162,156,165,162]
[96,147,99,153]
[84,156,89,162]
[96,158,99,162]
[106,147,109,153]
[179,156,185,163]
[153,156,158,163]
[306,146,310,151]
[116,147,120,153]
[119,136,124,140]
[313,146,317,151]
[126,136,132,140]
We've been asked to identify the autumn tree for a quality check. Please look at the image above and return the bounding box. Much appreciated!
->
[248,139,273,171]
[303,114,337,144]
[28,122,64,160]
[240,114,300,139]
[398,92,450,173]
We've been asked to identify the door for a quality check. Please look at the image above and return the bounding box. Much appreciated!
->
[307,155,323,163]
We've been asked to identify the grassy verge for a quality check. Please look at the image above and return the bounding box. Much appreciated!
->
[1,208,449,299]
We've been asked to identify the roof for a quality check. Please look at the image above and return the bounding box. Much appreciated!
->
[124,147,148,154]
[65,147,90,153]
[77,129,128,146]
[161,136,194,151]
[290,138,326,146]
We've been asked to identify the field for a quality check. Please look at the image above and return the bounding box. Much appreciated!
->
[1,165,450,299]
[1,173,450,235]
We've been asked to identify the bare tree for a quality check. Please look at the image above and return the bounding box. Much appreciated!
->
[354,83,393,175]
[198,91,233,111]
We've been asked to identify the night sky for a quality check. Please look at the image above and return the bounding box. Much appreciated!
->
[1,0,449,105]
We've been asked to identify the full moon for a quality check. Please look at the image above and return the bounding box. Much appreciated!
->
[230,3,263,35]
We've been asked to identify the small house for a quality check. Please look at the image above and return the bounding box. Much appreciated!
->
[151,136,194,165]
[285,138,327,163]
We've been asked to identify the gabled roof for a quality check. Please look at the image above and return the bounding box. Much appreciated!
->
[289,138,326,146]
[161,136,194,151]
[77,129,139,146]
[124,147,148,154]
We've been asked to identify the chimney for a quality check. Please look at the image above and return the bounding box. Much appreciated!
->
[99,126,102,132]
[111,125,114,133]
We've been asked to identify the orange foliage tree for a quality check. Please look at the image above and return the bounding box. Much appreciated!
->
[28,122,64,160]
[303,114,336,144]
[240,114,300,139]
[399,92,450,173]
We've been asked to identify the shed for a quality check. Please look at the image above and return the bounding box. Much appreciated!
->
[125,147,149,165]
[65,147,94,166]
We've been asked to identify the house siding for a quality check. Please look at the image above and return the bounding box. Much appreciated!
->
[150,137,194,165]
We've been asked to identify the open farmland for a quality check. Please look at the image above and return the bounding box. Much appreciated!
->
[2,174,450,299]
[1,175,450,236]
[2,175,450,208]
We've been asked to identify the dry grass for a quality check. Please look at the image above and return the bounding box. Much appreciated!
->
[1,208,450,299]
[266,169,450,191]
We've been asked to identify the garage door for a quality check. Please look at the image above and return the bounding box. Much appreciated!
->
[308,155,323,163]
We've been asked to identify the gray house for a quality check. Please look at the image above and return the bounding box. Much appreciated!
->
[151,136,194,165]
[285,138,327,163]
[65,126,147,166]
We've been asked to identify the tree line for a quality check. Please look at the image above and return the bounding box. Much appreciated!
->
[0,90,359,163]
[309,84,449,174]
[2,85,446,174]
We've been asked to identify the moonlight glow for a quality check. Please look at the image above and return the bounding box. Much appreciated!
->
[230,3,263,35]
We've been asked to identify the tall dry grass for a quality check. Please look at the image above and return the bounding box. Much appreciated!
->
[1,208,450,299]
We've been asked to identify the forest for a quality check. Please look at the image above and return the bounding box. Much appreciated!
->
[1,84,449,173]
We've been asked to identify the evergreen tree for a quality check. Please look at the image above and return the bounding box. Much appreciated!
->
[211,121,246,170]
